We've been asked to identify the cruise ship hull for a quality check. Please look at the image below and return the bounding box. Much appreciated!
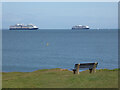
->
[72,28,89,30]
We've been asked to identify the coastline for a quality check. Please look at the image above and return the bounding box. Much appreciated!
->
[2,68,119,73]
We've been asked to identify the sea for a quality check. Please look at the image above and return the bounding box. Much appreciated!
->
[2,29,118,72]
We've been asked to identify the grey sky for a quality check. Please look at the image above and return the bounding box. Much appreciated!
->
[2,2,118,29]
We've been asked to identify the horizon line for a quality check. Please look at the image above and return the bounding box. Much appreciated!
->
[1,28,119,30]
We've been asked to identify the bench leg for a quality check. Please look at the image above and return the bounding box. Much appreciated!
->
[93,62,97,73]
[93,67,96,73]
[73,69,76,74]
[89,69,92,73]
[76,64,80,74]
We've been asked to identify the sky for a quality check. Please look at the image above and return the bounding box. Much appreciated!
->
[1,0,119,2]
[2,2,118,29]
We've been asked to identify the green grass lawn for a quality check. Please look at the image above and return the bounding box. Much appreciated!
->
[2,68,118,88]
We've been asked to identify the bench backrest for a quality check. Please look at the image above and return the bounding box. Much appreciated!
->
[74,62,98,69]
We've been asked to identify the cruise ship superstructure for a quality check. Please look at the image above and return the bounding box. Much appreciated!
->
[9,24,38,30]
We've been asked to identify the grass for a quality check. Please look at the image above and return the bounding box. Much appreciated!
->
[2,68,118,88]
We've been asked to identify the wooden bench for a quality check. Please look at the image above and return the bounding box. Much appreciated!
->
[72,62,98,74]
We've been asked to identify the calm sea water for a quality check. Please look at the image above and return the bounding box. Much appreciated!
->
[2,29,118,72]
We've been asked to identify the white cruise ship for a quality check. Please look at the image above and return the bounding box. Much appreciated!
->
[72,25,89,30]
[9,24,38,30]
